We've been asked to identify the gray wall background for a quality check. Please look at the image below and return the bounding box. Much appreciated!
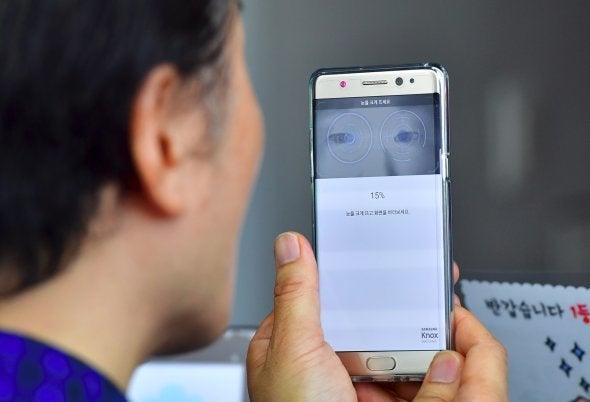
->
[231,0,590,326]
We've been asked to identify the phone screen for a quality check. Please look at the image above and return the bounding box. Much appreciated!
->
[313,92,447,352]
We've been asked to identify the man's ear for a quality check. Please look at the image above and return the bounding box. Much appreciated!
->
[129,65,196,216]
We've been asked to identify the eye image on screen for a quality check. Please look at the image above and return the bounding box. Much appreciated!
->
[314,95,439,179]
[380,110,426,162]
[326,112,373,164]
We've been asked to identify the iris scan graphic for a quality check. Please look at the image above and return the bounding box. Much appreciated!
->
[314,94,439,178]
[326,113,373,164]
[380,110,427,162]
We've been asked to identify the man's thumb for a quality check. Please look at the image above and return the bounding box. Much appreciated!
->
[413,351,463,402]
[271,232,322,346]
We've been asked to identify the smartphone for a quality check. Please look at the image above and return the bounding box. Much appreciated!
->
[310,64,453,381]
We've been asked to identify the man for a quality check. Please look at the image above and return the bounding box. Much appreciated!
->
[0,1,507,401]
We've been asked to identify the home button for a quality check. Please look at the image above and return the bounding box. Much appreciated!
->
[366,357,396,371]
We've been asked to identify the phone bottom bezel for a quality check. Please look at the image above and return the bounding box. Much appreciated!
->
[338,350,439,382]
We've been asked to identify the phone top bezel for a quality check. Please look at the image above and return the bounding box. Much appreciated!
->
[309,63,450,154]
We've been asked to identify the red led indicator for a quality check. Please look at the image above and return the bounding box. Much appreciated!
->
[340,81,347,88]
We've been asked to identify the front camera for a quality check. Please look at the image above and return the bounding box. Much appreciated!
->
[395,77,403,86]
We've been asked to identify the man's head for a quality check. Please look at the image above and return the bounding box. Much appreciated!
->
[0,0,262,353]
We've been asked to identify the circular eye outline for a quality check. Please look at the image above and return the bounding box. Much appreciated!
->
[326,112,373,164]
[379,110,427,162]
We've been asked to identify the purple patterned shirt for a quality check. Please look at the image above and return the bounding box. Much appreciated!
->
[0,330,127,402]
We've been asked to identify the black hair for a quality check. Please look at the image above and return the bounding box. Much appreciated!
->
[0,0,236,292]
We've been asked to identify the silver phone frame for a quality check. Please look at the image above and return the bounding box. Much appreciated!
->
[309,64,454,381]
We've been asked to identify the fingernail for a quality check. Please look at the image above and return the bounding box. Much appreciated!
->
[275,232,300,266]
[454,294,462,306]
[427,352,460,384]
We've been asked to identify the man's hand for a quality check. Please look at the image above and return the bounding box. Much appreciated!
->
[247,232,508,402]
[247,232,356,401]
